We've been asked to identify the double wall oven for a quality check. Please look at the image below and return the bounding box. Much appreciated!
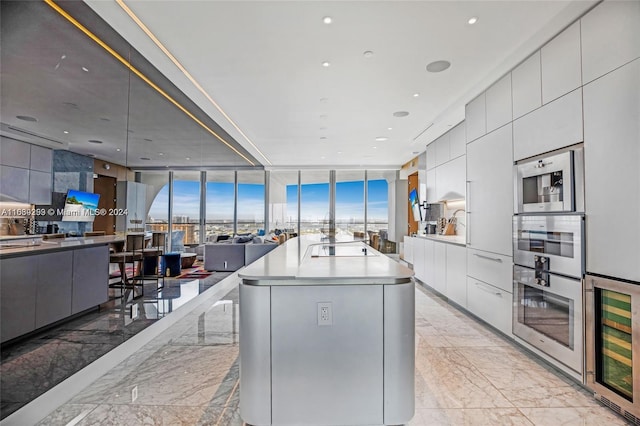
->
[513,145,585,377]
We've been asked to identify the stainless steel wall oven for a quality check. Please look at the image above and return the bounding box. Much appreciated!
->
[585,274,640,424]
[513,215,585,375]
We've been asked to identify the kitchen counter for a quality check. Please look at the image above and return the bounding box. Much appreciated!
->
[0,235,124,259]
[239,235,415,425]
[413,233,466,246]
[239,234,414,284]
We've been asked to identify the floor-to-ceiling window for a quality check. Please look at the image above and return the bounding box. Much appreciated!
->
[206,171,235,239]
[172,171,201,247]
[366,170,390,233]
[142,171,170,235]
[237,170,265,235]
[269,170,298,233]
[300,171,329,235]
[336,170,365,237]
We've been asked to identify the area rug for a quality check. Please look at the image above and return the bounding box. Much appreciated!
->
[175,266,212,279]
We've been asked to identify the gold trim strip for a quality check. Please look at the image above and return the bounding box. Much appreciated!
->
[44,0,255,166]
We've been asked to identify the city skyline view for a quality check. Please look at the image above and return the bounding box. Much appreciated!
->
[148,178,389,224]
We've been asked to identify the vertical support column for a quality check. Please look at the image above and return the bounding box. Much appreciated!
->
[233,170,238,236]
[167,171,174,251]
[200,171,206,244]
[264,170,270,235]
[364,170,369,237]
[297,170,301,236]
[329,170,336,238]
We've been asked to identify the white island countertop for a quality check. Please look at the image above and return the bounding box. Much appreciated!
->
[239,235,414,285]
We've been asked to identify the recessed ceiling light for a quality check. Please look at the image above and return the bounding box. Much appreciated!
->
[16,115,37,122]
[81,66,89,72]
[375,137,388,142]
[321,156,326,159]
[185,157,191,160]
[388,127,393,130]
[413,93,420,98]
[372,146,378,149]
[63,130,69,134]
[88,139,103,144]
[468,16,478,25]
[337,151,342,154]
[322,16,332,24]
[426,60,451,73]
[116,148,121,152]
[393,111,409,117]
[158,152,164,156]
[140,157,151,161]
[322,61,330,67]
[363,51,374,58]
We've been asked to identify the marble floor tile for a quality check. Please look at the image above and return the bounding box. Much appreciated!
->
[73,404,208,426]
[415,346,513,409]
[518,406,633,425]
[412,408,534,426]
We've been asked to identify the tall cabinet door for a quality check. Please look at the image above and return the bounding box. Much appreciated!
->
[466,125,514,256]
[583,59,640,282]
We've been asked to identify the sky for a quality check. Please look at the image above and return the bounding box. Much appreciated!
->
[149,178,389,223]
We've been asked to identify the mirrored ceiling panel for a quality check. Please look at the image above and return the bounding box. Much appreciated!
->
[0,0,260,169]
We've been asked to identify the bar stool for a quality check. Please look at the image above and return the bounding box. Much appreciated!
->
[108,234,144,298]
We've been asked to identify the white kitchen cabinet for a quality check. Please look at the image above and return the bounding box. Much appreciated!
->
[449,122,466,159]
[541,21,582,104]
[403,236,414,265]
[426,142,436,171]
[435,155,465,202]
[583,59,640,282]
[486,73,512,133]
[512,51,542,119]
[30,144,53,173]
[513,88,583,161]
[0,165,29,202]
[581,1,640,85]
[434,133,450,167]
[424,239,436,290]
[413,237,426,283]
[466,277,512,337]
[0,137,31,168]
[465,93,486,143]
[466,124,513,256]
[467,248,513,293]
[432,242,446,296]
[446,244,467,308]
[425,168,437,204]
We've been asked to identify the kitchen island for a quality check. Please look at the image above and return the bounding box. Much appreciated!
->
[238,235,415,426]
[0,235,122,343]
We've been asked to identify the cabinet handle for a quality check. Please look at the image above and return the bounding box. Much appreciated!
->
[466,181,471,245]
[473,253,503,263]
[475,282,502,296]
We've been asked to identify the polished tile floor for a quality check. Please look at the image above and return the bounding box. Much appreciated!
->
[5,272,631,425]
[0,270,232,420]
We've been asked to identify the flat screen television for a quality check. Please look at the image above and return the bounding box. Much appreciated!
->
[62,189,100,222]
[409,188,422,222]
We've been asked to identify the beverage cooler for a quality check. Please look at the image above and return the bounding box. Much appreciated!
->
[585,274,640,424]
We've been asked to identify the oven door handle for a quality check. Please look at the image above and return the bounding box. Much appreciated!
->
[473,253,503,263]
[475,282,502,296]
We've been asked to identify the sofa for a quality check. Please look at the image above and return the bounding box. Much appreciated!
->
[203,235,278,272]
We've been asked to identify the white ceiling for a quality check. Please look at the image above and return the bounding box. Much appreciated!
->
[84,0,598,169]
